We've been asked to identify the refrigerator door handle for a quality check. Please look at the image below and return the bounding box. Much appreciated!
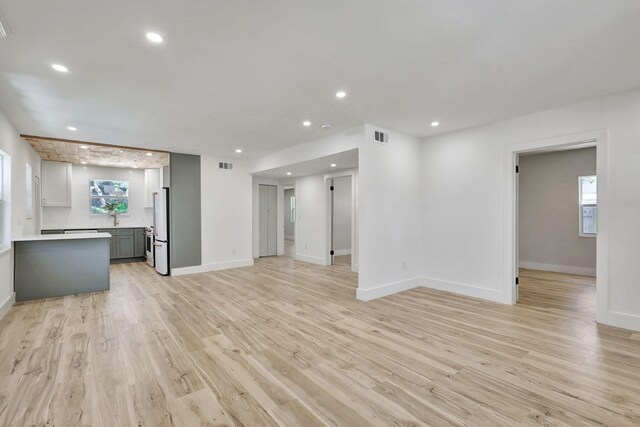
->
[152,191,158,236]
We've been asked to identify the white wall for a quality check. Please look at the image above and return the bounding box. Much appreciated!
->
[421,88,640,331]
[185,156,253,274]
[284,188,295,239]
[42,164,152,229]
[332,176,352,253]
[519,148,597,276]
[0,109,41,319]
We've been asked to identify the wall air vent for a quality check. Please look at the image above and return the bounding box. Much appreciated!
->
[373,130,389,144]
[218,162,233,170]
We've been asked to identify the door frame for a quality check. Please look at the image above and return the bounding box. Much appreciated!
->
[503,129,608,323]
[324,169,358,272]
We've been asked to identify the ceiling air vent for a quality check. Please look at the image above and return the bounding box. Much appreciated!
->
[218,162,233,170]
[373,130,389,144]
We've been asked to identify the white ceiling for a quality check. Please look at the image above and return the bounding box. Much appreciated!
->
[253,149,358,179]
[1,1,639,159]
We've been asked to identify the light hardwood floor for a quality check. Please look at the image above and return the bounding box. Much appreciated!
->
[0,259,639,426]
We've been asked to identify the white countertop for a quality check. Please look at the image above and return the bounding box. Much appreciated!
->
[12,232,113,242]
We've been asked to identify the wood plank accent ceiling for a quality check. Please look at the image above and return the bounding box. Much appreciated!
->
[23,136,169,169]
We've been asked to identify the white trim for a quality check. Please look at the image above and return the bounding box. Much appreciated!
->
[333,248,351,256]
[356,277,422,301]
[294,254,328,266]
[356,276,505,303]
[0,292,15,321]
[518,261,596,277]
[421,277,506,303]
[602,311,640,332]
[171,259,254,276]
[503,129,609,324]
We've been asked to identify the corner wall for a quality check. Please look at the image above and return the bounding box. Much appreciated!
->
[420,89,640,330]
[0,109,41,320]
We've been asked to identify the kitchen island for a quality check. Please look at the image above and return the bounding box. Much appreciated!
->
[13,233,111,301]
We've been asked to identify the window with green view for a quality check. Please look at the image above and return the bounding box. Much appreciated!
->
[90,179,129,214]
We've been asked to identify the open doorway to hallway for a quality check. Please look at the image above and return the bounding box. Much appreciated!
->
[516,145,597,317]
[329,175,353,267]
[251,149,358,274]
[284,186,295,257]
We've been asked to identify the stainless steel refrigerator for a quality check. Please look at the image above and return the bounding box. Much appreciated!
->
[153,187,170,275]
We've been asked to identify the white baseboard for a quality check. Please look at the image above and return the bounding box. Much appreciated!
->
[421,276,506,303]
[357,276,505,304]
[519,261,596,277]
[602,310,640,332]
[284,235,294,241]
[294,254,328,266]
[356,277,422,301]
[171,259,254,276]
[333,249,351,256]
[0,292,15,321]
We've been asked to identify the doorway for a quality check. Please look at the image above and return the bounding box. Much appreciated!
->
[284,187,295,257]
[328,175,353,267]
[506,129,608,322]
[516,147,597,314]
[258,184,277,257]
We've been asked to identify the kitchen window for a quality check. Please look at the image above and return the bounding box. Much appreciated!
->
[90,179,129,214]
[579,175,597,237]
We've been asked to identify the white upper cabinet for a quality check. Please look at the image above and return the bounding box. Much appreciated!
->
[41,160,72,207]
[144,168,161,208]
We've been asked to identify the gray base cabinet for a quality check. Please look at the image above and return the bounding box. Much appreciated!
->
[41,228,147,262]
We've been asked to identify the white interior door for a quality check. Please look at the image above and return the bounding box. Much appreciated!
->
[259,185,277,256]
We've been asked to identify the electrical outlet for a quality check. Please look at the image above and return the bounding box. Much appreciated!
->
[402,261,406,270]
[232,248,236,255]
[305,244,308,250]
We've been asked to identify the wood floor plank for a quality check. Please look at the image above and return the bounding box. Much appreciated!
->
[0,259,638,426]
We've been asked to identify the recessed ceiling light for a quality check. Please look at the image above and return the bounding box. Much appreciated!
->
[80,145,89,149]
[302,121,311,127]
[133,166,138,169]
[119,150,124,153]
[286,172,292,176]
[146,152,153,156]
[336,91,346,98]
[146,32,163,43]
[430,121,440,127]
[321,124,331,129]
[330,163,336,167]
[235,149,242,153]
[129,170,133,174]
[67,126,77,131]
[81,161,87,164]
[51,64,68,73]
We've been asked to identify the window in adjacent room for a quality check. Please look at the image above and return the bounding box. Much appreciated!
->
[579,175,597,237]
[0,151,8,248]
[90,179,129,214]
[290,195,296,223]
